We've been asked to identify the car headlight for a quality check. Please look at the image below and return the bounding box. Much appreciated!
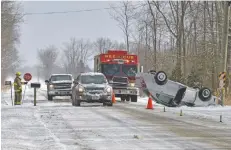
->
[129,83,135,87]
[105,87,112,93]
[49,85,54,89]
[78,86,85,92]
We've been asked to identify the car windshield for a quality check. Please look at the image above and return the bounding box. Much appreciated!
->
[81,75,107,84]
[122,65,137,77]
[50,75,72,81]
[113,77,128,83]
[156,93,174,104]
[102,64,120,76]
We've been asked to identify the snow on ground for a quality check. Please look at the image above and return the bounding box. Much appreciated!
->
[2,83,231,149]
[133,96,231,127]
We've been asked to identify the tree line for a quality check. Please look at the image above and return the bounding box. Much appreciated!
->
[109,1,231,94]
[36,37,127,79]
[2,1,230,95]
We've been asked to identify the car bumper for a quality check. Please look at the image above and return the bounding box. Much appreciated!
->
[48,90,72,96]
[113,88,139,96]
[78,93,112,103]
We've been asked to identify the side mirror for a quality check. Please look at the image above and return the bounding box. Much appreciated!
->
[45,80,49,83]
[73,80,78,84]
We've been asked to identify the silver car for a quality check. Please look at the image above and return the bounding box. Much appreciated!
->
[135,71,216,107]
[71,72,113,106]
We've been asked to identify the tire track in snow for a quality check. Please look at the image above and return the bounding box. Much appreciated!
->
[34,107,67,150]
[114,103,231,149]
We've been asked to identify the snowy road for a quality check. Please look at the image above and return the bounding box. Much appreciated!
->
[1,86,231,150]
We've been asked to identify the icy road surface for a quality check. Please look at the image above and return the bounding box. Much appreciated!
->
[1,85,231,150]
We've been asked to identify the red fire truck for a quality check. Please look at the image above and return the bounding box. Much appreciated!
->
[94,50,139,102]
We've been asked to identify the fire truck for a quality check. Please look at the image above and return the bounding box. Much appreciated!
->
[94,50,139,102]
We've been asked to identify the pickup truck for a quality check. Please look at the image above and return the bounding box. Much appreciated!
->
[45,74,73,101]
[71,72,113,106]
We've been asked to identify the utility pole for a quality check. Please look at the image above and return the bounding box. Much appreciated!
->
[223,1,231,72]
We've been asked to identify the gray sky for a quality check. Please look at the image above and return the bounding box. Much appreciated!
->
[19,1,124,69]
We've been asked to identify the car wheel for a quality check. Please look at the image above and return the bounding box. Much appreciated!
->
[131,95,138,102]
[198,87,212,101]
[76,98,81,106]
[121,96,126,102]
[103,102,107,106]
[48,95,53,101]
[126,96,130,101]
[154,71,168,85]
[107,102,113,106]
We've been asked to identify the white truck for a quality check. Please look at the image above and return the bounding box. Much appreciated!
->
[45,74,73,101]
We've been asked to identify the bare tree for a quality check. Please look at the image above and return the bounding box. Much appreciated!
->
[1,1,23,84]
[110,1,138,52]
[37,45,59,79]
[94,37,114,54]
[63,38,92,76]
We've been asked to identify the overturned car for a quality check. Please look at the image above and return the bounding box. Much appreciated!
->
[135,71,217,107]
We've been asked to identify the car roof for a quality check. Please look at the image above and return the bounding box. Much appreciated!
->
[80,72,104,76]
[51,74,72,76]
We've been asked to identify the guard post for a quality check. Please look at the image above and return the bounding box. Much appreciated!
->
[31,82,41,106]
[219,72,226,106]
[5,81,13,106]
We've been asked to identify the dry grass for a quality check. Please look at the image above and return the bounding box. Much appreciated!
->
[224,95,231,106]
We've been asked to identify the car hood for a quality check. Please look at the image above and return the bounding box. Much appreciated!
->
[81,83,108,88]
[51,80,72,84]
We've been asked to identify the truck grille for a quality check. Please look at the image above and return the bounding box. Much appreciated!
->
[85,87,104,91]
[54,83,72,89]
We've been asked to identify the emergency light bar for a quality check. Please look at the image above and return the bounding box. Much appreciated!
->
[104,59,135,64]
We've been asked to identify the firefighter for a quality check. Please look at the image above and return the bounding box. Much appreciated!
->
[14,72,22,105]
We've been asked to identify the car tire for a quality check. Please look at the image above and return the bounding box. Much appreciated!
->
[198,87,212,101]
[154,71,168,85]
[121,96,126,102]
[107,102,113,106]
[126,96,130,101]
[103,102,107,106]
[48,95,53,101]
[72,97,75,106]
[131,95,138,102]
[76,98,81,106]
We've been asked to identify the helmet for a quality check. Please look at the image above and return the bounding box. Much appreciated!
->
[16,72,21,76]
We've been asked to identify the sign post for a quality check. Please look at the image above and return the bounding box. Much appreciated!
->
[22,73,32,104]
[31,83,41,106]
[219,72,226,106]
[5,81,13,106]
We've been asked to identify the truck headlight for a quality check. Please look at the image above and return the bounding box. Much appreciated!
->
[105,87,112,93]
[49,85,54,89]
[129,83,135,87]
[78,86,85,92]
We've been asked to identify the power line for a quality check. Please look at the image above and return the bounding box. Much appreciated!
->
[23,3,145,16]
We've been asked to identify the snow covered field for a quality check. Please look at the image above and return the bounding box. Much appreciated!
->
[1,83,231,150]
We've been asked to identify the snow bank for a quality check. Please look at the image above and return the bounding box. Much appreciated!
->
[136,96,231,126]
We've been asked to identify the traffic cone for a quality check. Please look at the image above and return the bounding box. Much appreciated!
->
[146,94,153,109]
[112,92,116,103]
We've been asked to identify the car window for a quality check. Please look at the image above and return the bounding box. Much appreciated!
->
[81,75,107,84]
[50,75,72,81]
[156,93,173,104]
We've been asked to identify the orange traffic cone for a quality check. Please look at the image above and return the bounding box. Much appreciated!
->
[146,94,154,109]
[112,92,116,103]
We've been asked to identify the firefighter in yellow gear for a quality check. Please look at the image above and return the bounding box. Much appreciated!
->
[14,72,23,105]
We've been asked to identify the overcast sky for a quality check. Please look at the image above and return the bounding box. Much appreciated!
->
[19,1,124,69]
